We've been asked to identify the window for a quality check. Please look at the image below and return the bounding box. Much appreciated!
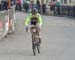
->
[64,0,67,4]
[46,0,48,3]
[69,0,71,4]
[61,0,63,4]
[51,0,55,1]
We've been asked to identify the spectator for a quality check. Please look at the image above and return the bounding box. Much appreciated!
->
[36,0,41,13]
[7,0,11,9]
[56,1,61,15]
[1,0,8,10]
[42,4,46,15]
[49,1,56,14]
[16,0,21,11]
[23,2,29,12]
[11,0,15,6]
[29,1,34,12]
[21,0,25,10]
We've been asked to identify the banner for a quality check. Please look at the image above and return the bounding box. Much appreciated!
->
[0,21,3,31]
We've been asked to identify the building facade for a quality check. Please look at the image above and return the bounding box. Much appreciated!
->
[0,0,74,5]
[60,0,75,5]
[26,0,75,5]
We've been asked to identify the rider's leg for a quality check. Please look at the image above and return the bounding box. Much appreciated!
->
[30,27,33,45]
[36,26,41,44]
[30,27,36,45]
[38,32,41,44]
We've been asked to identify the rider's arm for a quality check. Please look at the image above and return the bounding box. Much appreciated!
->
[25,14,31,26]
[38,14,42,26]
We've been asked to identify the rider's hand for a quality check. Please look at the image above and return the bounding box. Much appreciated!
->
[26,26,28,32]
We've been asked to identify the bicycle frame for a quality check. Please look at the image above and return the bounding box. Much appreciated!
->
[30,25,40,56]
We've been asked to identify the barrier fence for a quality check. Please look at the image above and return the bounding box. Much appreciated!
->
[0,11,7,37]
[0,6,16,40]
[54,5,75,17]
[15,3,75,18]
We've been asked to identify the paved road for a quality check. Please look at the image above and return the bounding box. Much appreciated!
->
[0,12,75,60]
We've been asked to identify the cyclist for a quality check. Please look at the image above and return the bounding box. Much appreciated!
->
[25,8,42,44]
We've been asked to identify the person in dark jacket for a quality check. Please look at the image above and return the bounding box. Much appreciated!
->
[24,2,29,13]
[36,0,41,13]
[1,0,8,10]
[42,4,46,14]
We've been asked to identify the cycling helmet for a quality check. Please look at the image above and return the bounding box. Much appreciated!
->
[31,8,38,13]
